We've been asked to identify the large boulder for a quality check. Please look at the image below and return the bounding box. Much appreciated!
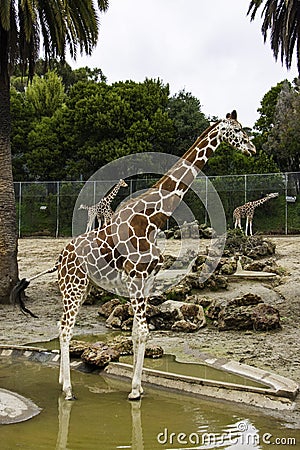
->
[81,342,120,367]
[217,293,281,331]
[149,300,206,331]
[251,303,281,331]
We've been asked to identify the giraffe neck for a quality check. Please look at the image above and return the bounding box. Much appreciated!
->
[155,122,220,193]
[252,196,271,208]
[105,181,123,202]
[137,122,221,228]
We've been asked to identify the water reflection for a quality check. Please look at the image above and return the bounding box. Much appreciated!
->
[55,394,145,450]
[56,395,73,450]
[54,391,264,450]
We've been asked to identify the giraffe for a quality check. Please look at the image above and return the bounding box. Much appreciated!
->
[79,179,128,232]
[233,192,279,236]
[11,110,256,401]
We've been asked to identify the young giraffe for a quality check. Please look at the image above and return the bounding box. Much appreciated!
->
[233,192,279,236]
[11,110,255,401]
[79,179,128,232]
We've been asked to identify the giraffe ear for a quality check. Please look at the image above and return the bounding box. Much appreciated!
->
[230,110,237,120]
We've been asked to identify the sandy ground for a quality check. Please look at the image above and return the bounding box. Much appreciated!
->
[1,236,300,390]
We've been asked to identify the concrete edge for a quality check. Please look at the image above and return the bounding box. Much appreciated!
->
[104,362,297,411]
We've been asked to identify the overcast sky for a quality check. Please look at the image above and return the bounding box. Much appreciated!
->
[71,0,298,128]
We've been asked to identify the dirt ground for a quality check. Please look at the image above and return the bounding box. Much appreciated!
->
[1,235,300,389]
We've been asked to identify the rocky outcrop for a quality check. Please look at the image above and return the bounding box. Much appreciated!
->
[81,342,120,367]
[158,221,216,240]
[69,336,164,368]
[98,299,206,332]
[209,293,281,331]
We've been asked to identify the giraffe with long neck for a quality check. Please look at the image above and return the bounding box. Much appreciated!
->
[233,192,279,236]
[79,179,128,232]
[11,110,256,401]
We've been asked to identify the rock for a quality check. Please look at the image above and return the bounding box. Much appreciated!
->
[149,300,183,330]
[165,281,191,301]
[206,299,227,320]
[200,226,215,239]
[219,261,236,275]
[121,317,134,331]
[252,303,281,331]
[81,342,120,367]
[172,320,198,332]
[161,254,176,270]
[228,293,262,307]
[180,303,206,328]
[216,293,281,332]
[106,304,132,329]
[98,298,122,318]
[149,300,206,331]
[69,339,89,357]
[191,254,207,271]
[218,304,258,331]
[110,336,133,355]
[145,344,164,358]
[84,285,108,304]
[185,294,212,308]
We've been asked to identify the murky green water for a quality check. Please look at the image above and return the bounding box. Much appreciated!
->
[31,333,267,388]
[120,354,267,388]
[1,357,299,450]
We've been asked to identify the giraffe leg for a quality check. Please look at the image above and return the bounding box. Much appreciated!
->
[86,215,94,233]
[127,278,149,400]
[245,217,249,236]
[59,312,77,400]
[58,291,86,400]
[249,218,253,236]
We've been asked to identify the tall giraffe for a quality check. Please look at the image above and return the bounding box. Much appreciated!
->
[233,192,279,236]
[11,110,255,401]
[79,179,128,232]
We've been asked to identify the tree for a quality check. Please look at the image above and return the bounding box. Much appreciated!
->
[264,79,300,174]
[167,90,209,156]
[26,71,66,118]
[248,0,300,75]
[0,0,109,303]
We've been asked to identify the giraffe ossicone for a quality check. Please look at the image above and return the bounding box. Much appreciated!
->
[11,110,256,401]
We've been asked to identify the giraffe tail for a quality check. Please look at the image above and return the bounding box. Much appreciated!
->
[10,264,58,319]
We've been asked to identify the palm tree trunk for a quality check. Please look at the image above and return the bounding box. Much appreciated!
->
[0,70,19,303]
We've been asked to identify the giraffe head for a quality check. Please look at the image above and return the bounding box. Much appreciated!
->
[119,179,128,188]
[217,110,256,156]
[266,192,279,199]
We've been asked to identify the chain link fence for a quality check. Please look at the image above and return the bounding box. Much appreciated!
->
[14,172,300,237]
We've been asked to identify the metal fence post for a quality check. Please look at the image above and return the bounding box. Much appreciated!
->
[205,176,208,225]
[56,181,60,238]
[18,181,22,238]
[285,173,288,235]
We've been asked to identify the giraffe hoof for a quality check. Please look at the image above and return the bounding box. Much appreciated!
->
[128,390,143,401]
[128,393,141,401]
[65,393,77,401]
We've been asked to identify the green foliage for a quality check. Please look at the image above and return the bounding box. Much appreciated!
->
[26,71,66,117]
[167,90,210,155]
[254,81,286,134]
[11,75,211,181]
[204,143,280,176]
[263,79,300,173]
